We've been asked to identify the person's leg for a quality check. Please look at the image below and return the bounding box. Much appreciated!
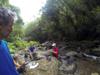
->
[29,52,33,60]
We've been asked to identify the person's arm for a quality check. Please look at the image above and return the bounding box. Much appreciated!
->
[53,47,58,54]
[13,60,21,69]
[53,51,58,54]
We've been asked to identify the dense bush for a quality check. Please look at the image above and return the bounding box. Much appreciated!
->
[8,40,39,54]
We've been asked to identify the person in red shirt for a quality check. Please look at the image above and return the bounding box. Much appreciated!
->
[52,43,58,59]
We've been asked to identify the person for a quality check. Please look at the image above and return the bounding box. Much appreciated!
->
[13,54,26,73]
[28,46,39,68]
[0,8,19,75]
[28,46,37,60]
[52,43,58,59]
[24,48,30,62]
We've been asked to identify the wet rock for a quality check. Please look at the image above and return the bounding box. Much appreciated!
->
[65,51,78,56]
[59,54,77,75]
[91,73,99,75]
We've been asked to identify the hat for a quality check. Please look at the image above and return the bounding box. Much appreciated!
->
[52,43,56,46]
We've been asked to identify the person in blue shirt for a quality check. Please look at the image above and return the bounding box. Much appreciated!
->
[28,46,35,60]
[0,7,19,75]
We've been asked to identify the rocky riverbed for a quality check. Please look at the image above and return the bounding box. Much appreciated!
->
[15,41,100,75]
[17,50,100,75]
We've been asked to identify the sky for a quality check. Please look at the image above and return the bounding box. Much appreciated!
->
[9,0,47,23]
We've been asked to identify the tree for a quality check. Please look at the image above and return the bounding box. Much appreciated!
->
[0,0,9,7]
[25,0,100,42]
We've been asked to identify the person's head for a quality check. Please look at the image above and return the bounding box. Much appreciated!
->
[0,7,14,39]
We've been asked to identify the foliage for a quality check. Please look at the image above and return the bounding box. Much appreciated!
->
[8,40,39,54]
[8,5,24,42]
[25,0,100,42]
[0,0,9,7]
[8,43,16,54]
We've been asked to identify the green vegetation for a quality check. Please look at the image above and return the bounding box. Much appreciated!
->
[8,40,39,54]
[25,0,100,42]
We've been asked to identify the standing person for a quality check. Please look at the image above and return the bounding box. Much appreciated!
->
[52,43,59,59]
[0,8,19,75]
